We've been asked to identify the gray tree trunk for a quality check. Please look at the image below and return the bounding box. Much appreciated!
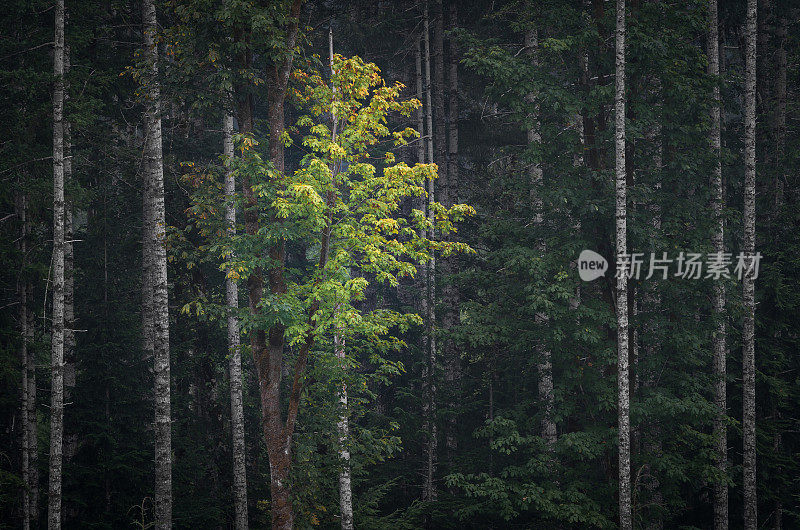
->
[772,14,786,210]
[142,0,172,526]
[525,25,557,449]
[335,330,354,530]
[642,116,664,530]
[742,0,757,527]
[27,276,38,526]
[328,30,354,529]
[48,0,66,527]
[422,3,438,508]
[63,44,78,497]
[770,14,787,530]
[443,0,461,461]
[224,113,249,530]
[708,0,728,527]
[17,189,33,530]
[615,0,632,528]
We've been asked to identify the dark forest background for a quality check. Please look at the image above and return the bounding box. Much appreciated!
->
[1,0,799,528]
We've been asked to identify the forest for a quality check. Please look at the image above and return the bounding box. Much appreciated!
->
[1,0,799,528]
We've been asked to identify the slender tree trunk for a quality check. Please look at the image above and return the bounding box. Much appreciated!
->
[770,14,787,530]
[48,0,66,527]
[142,0,172,526]
[328,30,354,530]
[525,25,557,449]
[772,12,786,212]
[422,3,438,510]
[742,0,758,527]
[335,329,354,530]
[17,188,33,530]
[442,0,461,463]
[415,37,434,497]
[708,0,728,527]
[63,45,77,509]
[224,113,249,530]
[642,109,664,530]
[615,0,631,527]
[447,2,458,207]
[27,276,39,526]
[433,0,446,185]
[416,37,426,168]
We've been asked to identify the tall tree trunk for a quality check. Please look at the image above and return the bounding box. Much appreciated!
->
[708,0,728,527]
[614,0,631,527]
[415,37,434,498]
[446,1,458,207]
[234,3,302,528]
[642,106,664,530]
[63,43,77,507]
[142,0,172,526]
[525,25,556,448]
[328,29,354,530]
[770,14,786,530]
[757,0,772,167]
[224,113,249,530]
[443,0,461,463]
[18,188,33,530]
[422,2,438,510]
[27,276,39,526]
[335,329,354,530]
[772,13,785,211]
[433,0,446,183]
[48,0,66,526]
[742,0,758,527]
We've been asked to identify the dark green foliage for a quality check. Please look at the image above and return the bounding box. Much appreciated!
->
[1,0,799,528]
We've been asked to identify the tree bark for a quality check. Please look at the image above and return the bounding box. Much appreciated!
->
[27,275,39,526]
[335,329,354,530]
[525,24,557,449]
[447,2,458,208]
[708,0,728,527]
[17,187,34,530]
[422,2,438,510]
[48,0,66,526]
[233,3,302,528]
[328,30,354,530]
[224,113,249,530]
[615,0,631,528]
[772,14,786,212]
[742,0,758,527]
[770,14,787,530]
[442,0,461,464]
[142,0,172,526]
[63,43,77,507]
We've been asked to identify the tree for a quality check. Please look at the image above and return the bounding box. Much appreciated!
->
[185,53,471,528]
[707,0,728,527]
[48,0,66,526]
[141,0,172,526]
[525,22,556,449]
[421,3,439,512]
[742,0,757,527]
[17,186,34,530]
[328,28,354,530]
[614,0,631,528]
[223,110,248,530]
